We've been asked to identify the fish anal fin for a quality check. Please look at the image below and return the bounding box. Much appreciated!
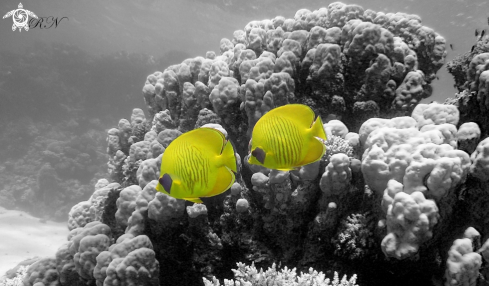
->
[298,137,326,166]
[207,166,235,197]
[185,197,203,204]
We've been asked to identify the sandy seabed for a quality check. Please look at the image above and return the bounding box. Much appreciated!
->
[0,207,70,277]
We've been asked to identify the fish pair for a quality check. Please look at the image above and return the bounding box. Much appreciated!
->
[156,104,327,203]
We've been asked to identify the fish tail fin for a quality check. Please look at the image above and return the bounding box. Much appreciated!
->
[296,115,327,166]
[298,135,326,166]
[220,140,237,173]
[310,115,327,142]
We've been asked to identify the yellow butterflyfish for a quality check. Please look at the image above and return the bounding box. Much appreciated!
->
[248,104,327,171]
[156,127,237,204]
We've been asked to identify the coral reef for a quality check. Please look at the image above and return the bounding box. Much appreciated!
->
[10,3,489,286]
[0,119,107,221]
[203,262,358,286]
[446,31,489,137]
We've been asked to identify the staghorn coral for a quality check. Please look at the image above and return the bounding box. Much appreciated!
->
[1,266,28,286]
[333,213,377,260]
[322,135,354,166]
[203,262,358,286]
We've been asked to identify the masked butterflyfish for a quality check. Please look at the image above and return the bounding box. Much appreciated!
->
[156,127,237,204]
[248,104,327,171]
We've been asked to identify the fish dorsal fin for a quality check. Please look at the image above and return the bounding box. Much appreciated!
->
[264,104,315,128]
[181,127,226,155]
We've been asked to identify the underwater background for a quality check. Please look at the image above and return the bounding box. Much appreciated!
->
[1,0,489,285]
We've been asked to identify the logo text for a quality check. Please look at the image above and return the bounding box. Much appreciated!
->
[29,16,68,29]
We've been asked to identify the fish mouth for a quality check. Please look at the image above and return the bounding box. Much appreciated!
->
[251,147,266,164]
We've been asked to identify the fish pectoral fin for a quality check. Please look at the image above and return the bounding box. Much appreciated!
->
[185,197,203,204]
[207,166,236,197]
[298,137,326,166]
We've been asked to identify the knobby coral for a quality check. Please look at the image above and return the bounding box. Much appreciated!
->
[14,2,489,286]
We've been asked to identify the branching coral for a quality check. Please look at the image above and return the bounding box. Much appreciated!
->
[0,265,28,286]
[203,262,358,286]
[333,213,377,260]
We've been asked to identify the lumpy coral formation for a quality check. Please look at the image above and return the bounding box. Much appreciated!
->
[10,3,489,286]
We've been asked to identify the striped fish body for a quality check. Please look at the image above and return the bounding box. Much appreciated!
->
[248,104,327,171]
[251,116,306,170]
[156,127,237,203]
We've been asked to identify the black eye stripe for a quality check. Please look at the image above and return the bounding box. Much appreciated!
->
[252,147,266,164]
[159,173,172,194]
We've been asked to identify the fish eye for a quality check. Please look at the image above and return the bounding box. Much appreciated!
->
[251,147,266,164]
